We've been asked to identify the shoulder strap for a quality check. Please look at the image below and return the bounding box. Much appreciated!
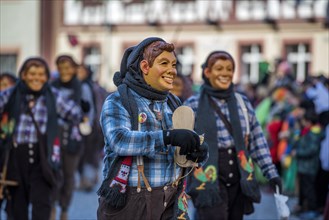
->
[167,93,182,111]
[118,85,139,130]
[235,93,251,149]
[26,105,41,136]
[208,93,250,142]
[235,93,250,135]
[119,87,181,129]
[208,96,233,135]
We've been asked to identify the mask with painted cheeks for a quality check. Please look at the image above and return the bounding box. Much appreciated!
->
[202,51,235,90]
[141,51,177,92]
[21,65,48,92]
[56,55,78,83]
[204,59,234,90]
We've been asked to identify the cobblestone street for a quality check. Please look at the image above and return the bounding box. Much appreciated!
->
[0,174,324,220]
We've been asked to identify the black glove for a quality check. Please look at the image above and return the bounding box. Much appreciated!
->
[80,99,90,113]
[163,129,200,155]
[269,177,282,194]
[186,141,208,163]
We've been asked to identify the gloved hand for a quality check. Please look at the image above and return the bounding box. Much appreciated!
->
[163,129,200,155]
[186,141,208,163]
[80,99,90,113]
[269,176,282,194]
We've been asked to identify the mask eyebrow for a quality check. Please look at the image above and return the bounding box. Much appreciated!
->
[214,62,233,69]
[157,57,177,63]
[157,57,169,63]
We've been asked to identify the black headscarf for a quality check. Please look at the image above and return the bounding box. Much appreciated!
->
[197,50,237,161]
[197,51,244,164]
[191,51,262,207]
[113,37,169,101]
[52,55,81,102]
[51,75,81,103]
[189,51,242,208]
[4,57,59,170]
[18,57,50,79]
[113,37,171,128]
[97,37,182,209]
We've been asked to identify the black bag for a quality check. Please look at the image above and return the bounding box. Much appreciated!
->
[37,133,62,189]
[243,196,255,214]
[65,139,81,154]
[240,174,261,203]
[27,109,61,189]
[60,125,81,155]
[211,93,261,203]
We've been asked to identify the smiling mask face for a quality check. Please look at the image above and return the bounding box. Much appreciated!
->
[57,60,76,83]
[204,58,234,90]
[21,65,47,92]
[141,51,177,92]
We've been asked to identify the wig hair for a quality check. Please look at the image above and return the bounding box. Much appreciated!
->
[55,55,78,67]
[0,72,18,83]
[18,57,50,79]
[203,51,235,71]
[142,41,175,67]
[201,51,235,82]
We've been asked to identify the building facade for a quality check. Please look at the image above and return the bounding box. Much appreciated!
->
[1,0,328,91]
[0,0,41,74]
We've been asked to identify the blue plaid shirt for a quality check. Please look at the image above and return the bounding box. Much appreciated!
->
[0,87,82,144]
[56,86,83,142]
[100,89,183,187]
[184,93,278,180]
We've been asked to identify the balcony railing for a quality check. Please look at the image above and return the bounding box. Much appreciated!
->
[64,0,328,26]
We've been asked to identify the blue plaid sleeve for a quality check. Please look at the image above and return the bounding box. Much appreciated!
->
[244,96,279,179]
[100,92,164,158]
[52,87,82,125]
[185,94,278,179]
[183,94,200,115]
[184,94,209,167]
[0,87,14,113]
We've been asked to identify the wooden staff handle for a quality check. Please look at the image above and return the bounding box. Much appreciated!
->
[0,150,18,200]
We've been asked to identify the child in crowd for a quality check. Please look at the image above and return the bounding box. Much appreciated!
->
[291,110,324,219]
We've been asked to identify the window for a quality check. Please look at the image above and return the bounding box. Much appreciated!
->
[80,0,104,7]
[82,45,101,81]
[122,0,145,5]
[0,53,18,75]
[175,0,196,2]
[285,43,311,82]
[175,44,194,77]
[240,44,263,84]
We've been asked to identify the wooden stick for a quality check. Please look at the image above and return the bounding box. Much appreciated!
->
[0,149,18,200]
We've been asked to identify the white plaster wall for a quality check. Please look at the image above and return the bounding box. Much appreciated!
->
[313,32,329,75]
[54,26,329,90]
[0,0,40,68]
[97,28,329,90]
